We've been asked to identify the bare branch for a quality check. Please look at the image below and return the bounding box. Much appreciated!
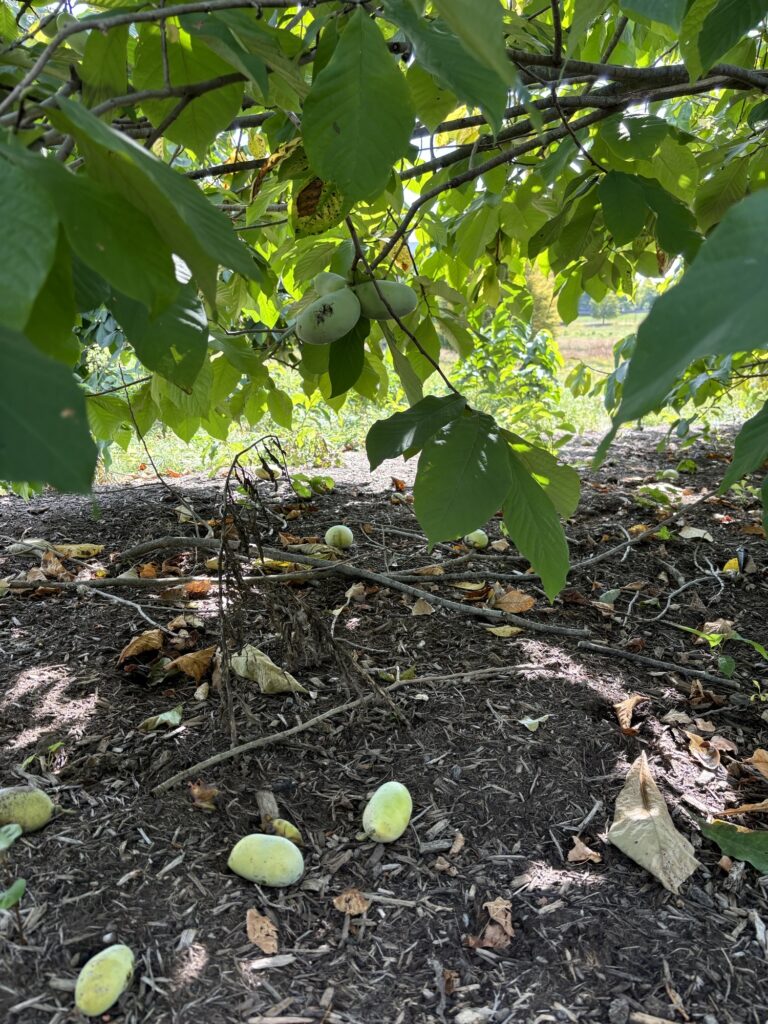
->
[550,0,562,64]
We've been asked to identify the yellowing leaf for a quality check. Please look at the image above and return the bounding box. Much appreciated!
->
[722,558,740,573]
[118,629,164,663]
[485,625,523,638]
[166,646,217,682]
[270,819,303,845]
[52,543,104,558]
[411,598,435,616]
[607,753,699,893]
[231,645,307,694]
[246,909,278,954]
[332,887,371,916]
[518,715,549,732]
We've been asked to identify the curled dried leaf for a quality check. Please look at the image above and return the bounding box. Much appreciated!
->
[613,693,650,735]
[118,629,165,664]
[567,837,602,864]
[332,888,370,916]
[166,646,217,683]
[189,779,219,811]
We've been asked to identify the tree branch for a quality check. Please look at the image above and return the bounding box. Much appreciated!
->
[550,0,562,64]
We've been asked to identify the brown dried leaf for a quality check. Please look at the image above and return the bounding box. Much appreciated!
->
[138,562,158,578]
[693,717,715,734]
[710,735,738,754]
[494,589,535,614]
[741,524,766,537]
[332,888,370,916]
[118,628,165,664]
[443,968,460,995]
[391,477,407,492]
[561,587,591,606]
[745,748,768,780]
[686,731,721,769]
[185,579,212,597]
[246,909,278,954]
[167,614,204,632]
[166,646,217,683]
[41,550,71,579]
[483,897,514,937]
[449,832,466,856]
[613,693,650,735]
[718,800,768,817]
[434,855,458,876]
[688,680,727,707]
[567,837,602,864]
[188,779,219,811]
[411,598,435,616]
[410,564,445,577]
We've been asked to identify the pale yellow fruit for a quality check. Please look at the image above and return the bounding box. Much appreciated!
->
[324,525,354,549]
[464,529,489,549]
[353,280,418,320]
[75,944,134,1017]
[314,271,348,295]
[270,818,303,846]
[362,781,412,843]
[0,786,54,832]
[296,288,361,345]
[255,464,280,481]
[228,834,304,886]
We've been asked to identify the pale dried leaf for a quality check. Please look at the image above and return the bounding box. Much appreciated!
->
[231,645,307,694]
[710,734,738,753]
[694,717,715,734]
[679,526,713,542]
[466,921,512,950]
[194,682,210,701]
[518,715,549,732]
[434,855,458,875]
[490,539,510,552]
[567,837,602,864]
[167,614,204,631]
[686,731,721,769]
[449,832,466,856]
[661,710,692,725]
[6,538,49,554]
[410,564,445,577]
[138,704,183,733]
[246,909,278,954]
[118,629,165,664]
[286,542,343,560]
[411,598,435,616]
[41,551,70,579]
[701,618,736,638]
[485,625,524,638]
[613,693,650,735]
[483,897,514,937]
[166,646,217,682]
[745,749,768,780]
[494,589,535,614]
[607,753,699,893]
[453,581,488,592]
[345,582,366,602]
[332,888,370,916]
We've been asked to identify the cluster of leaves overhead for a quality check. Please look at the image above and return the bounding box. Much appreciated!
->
[2,0,768,595]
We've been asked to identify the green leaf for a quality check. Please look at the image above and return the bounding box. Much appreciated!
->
[406,63,456,133]
[699,818,768,874]
[641,180,701,260]
[698,0,768,71]
[381,0,507,133]
[693,159,749,233]
[328,318,369,398]
[384,328,424,406]
[24,229,78,365]
[0,878,25,911]
[81,24,128,105]
[680,0,719,81]
[110,285,208,389]
[619,0,686,29]
[505,433,581,519]
[0,824,22,853]
[565,0,611,61]
[302,8,414,201]
[762,477,768,536]
[0,163,58,330]
[720,402,768,490]
[366,393,467,470]
[615,191,768,425]
[433,0,513,85]
[134,24,243,158]
[598,172,648,245]
[652,137,699,201]
[87,394,132,444]
[179,11,269,98]
[0,328,97,491]
[503,453,570,601]
[267,387,293,428]
[413,409,513,544]
[557,273,582,324]
[50,100,257,302]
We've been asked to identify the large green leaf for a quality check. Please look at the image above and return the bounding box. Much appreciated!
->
[328,318,369,398]
[366,393,467,470]
[0,163,58,330]
[698,0,768,70]
[699,819,768,874]
[413,409,513,544]
[211,11,309,101]
[693,159,749,233]
[87,394,132,445]
[81,24,128,105]
[134,25,243,158]
[720,402,768,491]
[24,230,78,365]
[382,0,507,133]
[598,172,648,245]
[433,0,512,85]
[503,453,570,601]
[615,191,768,426]
[0,328,97,491]
[505,433,581,519]
[50,100,257,302]
[110,285,208,389]
[302,7,414,201]
[641,180,701,260]
[619,0,686,29]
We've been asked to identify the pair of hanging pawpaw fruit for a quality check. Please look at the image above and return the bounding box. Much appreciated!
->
[296,272,418,346]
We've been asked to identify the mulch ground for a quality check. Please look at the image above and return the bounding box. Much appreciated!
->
[2,428,768,1024]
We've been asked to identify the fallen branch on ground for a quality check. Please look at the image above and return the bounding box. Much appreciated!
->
[577,641,740,691]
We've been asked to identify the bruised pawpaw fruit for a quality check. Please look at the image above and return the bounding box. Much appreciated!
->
[352,280,418,320]
[296,288,361,345]
[313,272,348,296]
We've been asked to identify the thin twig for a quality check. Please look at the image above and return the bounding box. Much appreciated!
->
[577,641,740,691]
[76,585,173,632]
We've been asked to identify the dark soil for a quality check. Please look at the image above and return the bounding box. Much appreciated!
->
[2,429,768,1024]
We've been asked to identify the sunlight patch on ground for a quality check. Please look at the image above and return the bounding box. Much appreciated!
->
[2,665,97,751]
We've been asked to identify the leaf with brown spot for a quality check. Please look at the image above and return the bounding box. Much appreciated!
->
[332,888,370,916]
[686,731,721,769]
[607,753,699,893]
[493,589,535,614]
[613,693,649,735]
[118,628,165,664]
[717,800,768,817]
[292,176,348,237]
[411,598,435,616]
[567,837,602,864]
[745,748,768,780]
[166,646,217,683]
[188,779,219,811]
[246,909,278,953]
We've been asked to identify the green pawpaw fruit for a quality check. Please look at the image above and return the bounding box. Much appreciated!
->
[353,280,418,321]
[296,288,361,345]
[314,272,348,296]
